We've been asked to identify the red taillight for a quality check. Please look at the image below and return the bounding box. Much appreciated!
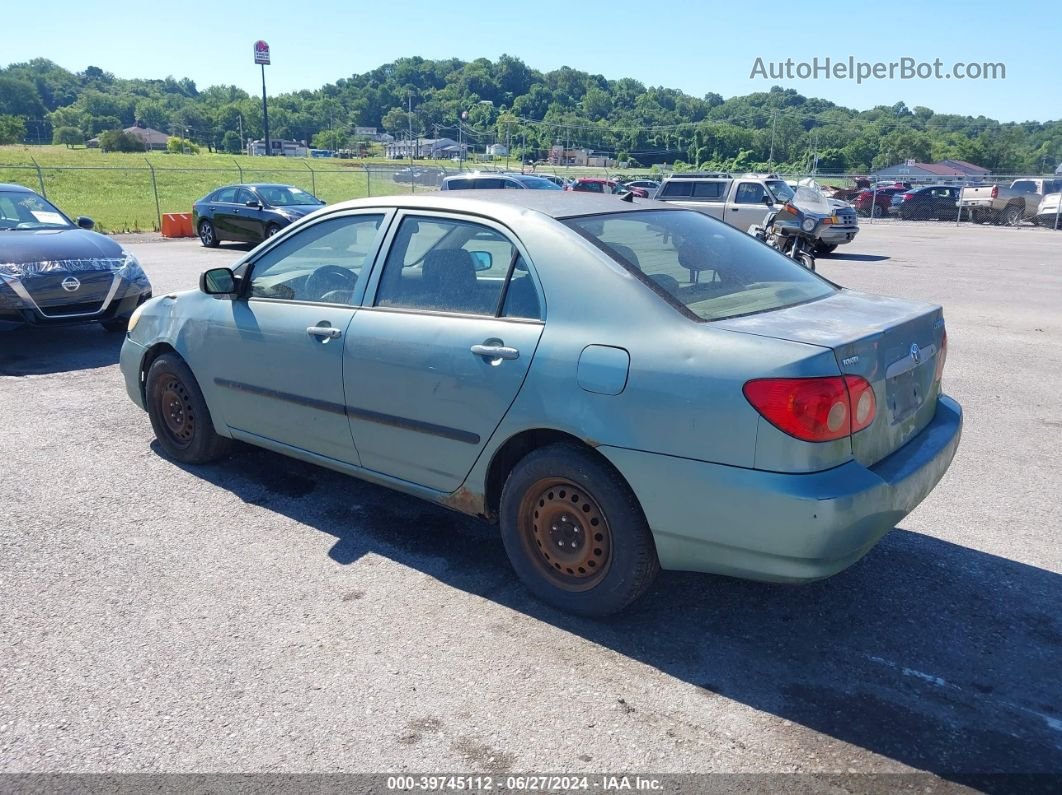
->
[903,193,914,201]
[991,185,999,199]
[934,331,948,382]
[743,375,876,443]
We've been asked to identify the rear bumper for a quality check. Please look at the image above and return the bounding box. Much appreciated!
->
[600,394,962,583]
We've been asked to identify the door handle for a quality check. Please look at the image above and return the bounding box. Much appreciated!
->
[307,325,341,339]
[470,343,519,361]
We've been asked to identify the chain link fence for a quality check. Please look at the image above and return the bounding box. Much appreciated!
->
[1,160,1059,233]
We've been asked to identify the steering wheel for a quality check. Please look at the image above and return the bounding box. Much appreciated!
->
[304,265,356,301]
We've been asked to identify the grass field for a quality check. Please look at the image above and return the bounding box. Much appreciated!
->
[0,146,616,233]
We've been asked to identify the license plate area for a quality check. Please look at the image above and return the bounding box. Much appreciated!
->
[887,367,926,423]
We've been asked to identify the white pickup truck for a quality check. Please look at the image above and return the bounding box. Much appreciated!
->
[959,178,1062,225]
[653,173,859,254]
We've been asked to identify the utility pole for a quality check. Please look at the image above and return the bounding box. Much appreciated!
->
[238,114,244,152]
[768,111,777,170]
[408,91,414,193]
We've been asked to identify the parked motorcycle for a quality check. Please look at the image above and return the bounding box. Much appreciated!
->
[747,185,838,271]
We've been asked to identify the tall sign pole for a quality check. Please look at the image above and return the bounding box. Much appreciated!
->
[254,40,271,156]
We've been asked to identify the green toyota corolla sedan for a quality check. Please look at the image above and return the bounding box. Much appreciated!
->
[119,191,962,616]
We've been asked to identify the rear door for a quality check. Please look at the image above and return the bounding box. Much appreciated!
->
[210,187,241,239]
[343,211,545,492]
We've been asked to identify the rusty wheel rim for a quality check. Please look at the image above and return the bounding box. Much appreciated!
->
[158,377,196,448]
[519,478,612,592]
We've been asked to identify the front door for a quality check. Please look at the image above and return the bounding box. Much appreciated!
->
[200,211,389,464]
[344,212,545,492]
[729,181,772,230]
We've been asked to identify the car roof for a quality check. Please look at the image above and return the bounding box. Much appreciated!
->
[321,190,680,221]
[0,183,36,193]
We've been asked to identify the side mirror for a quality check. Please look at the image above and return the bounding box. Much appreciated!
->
[469,251,493,272]
[76,216,95,230]
[245,200,261,208]
[200,267,237,298]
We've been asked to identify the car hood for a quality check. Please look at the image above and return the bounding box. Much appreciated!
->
[0,228,124,267]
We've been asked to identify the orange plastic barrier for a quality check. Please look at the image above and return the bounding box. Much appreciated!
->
[161,213,195,238]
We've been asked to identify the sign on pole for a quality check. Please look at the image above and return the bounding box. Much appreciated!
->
[254,40,271,65]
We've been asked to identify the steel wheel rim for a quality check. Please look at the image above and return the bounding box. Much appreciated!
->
[519,478,612,592]
[158,377,196,448]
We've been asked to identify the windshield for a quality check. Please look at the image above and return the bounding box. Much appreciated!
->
[256,186,323,207]
[0,191,73,230]
[766,180,795,203]
[563,209,835,321]
[789,185,834,214]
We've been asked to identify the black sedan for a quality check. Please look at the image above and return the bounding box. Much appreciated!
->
[0,183,151,332]
[193,184,325,247]
[895,185,961,220]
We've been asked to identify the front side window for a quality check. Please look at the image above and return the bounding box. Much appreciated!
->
[374,216,540,319]
[564,209,835,322]
[248,214,385,304]
[734,183,768,204]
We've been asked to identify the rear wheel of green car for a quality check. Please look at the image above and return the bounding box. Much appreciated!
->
[145,353,231,464]
[499,443,659,617]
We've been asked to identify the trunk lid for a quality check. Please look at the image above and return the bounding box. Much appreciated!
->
[715,289,945,467]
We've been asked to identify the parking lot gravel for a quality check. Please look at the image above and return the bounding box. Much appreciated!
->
[1,220,1059,788]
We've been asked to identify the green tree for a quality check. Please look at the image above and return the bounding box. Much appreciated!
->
[0,114,26,144]
[221,130,243,154]
[166,136,200,154]
[52,126,83,147]
[99,130,145,152]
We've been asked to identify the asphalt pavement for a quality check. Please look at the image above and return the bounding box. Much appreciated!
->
[1,220,1060,791]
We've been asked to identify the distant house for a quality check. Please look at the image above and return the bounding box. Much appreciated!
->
[87,122,170,151]
[247,139,309,157]
[487,143,509,157]
[873,159,991,184]
[1055,163,1062,175]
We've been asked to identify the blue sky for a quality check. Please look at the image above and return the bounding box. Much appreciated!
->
[5,0,1055,122]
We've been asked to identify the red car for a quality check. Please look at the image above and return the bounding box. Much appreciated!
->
[852,185,907,218]
[568,178,649,198]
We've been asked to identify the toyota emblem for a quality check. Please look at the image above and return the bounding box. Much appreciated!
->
[910,343,922,364]
[61,276,81,292]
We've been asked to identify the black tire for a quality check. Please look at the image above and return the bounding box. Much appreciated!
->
[145,353,232,464]
[1001,204,1023,226]
[499,443,659,617]
[814,242,837,256]
[800,252,816,271]
[265,223,281,240]
[100,316,130,333]
[198,219,219,248]
[870,204,883,218]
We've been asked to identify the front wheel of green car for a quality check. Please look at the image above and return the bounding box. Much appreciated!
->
[499,443,659,617]
[145,353,232,464]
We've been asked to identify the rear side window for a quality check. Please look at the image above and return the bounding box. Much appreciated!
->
[444,179,474,190]
[564,209,834,322]
[215,188,237,203]
[659,181,692,198]
[1012,181,1036,194]
[693,181,728,199]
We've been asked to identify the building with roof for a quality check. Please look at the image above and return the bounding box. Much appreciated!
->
[86,122,171,150]
[385,138,463,159]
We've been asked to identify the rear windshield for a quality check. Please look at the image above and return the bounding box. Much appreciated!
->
[563,209,835,322]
